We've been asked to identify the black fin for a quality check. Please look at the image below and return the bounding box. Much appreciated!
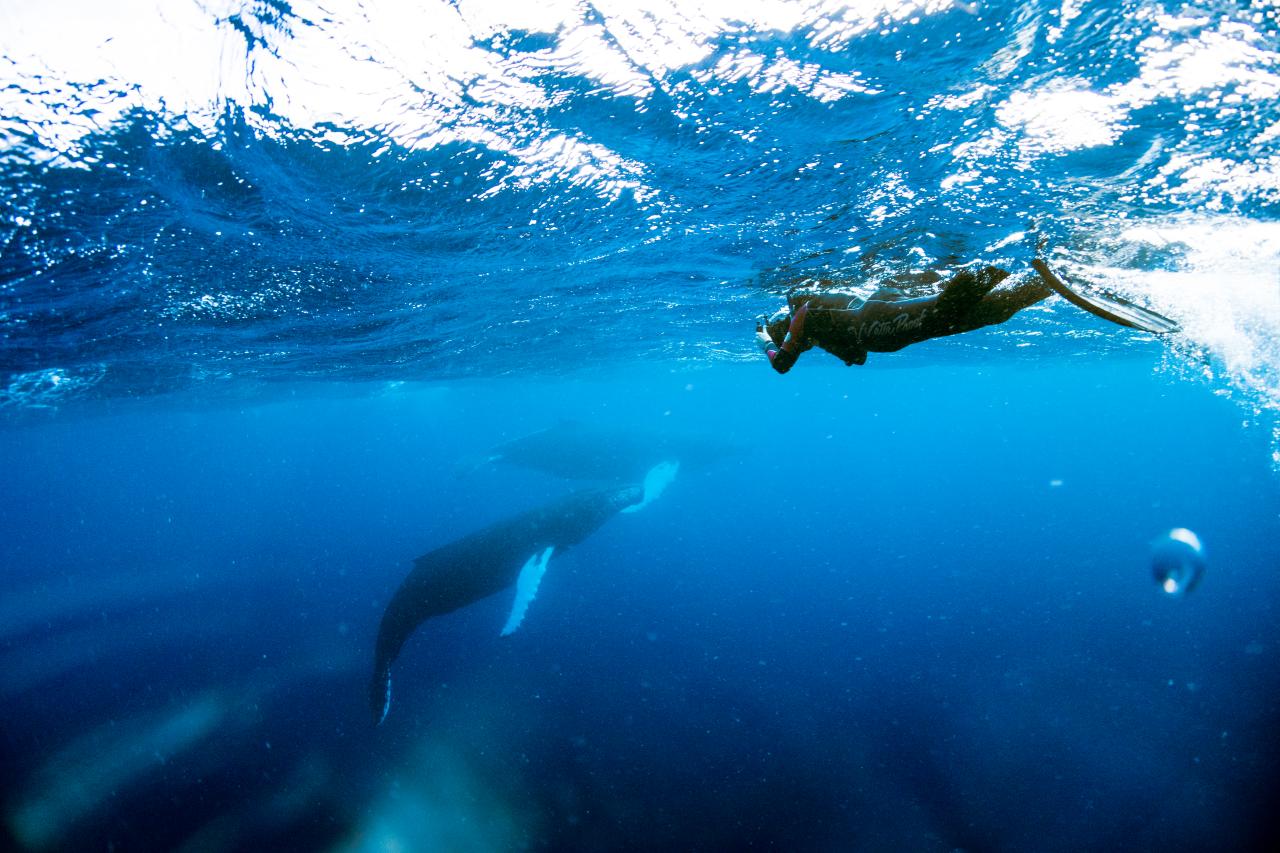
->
[1032,259,1180,334]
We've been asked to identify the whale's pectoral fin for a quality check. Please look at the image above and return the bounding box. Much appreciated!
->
[621,460,680,513]
[501,546,555,637]
[369,665,392,726]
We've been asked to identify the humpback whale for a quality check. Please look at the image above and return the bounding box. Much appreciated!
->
[464,419,737,483]
[369,462,678,724]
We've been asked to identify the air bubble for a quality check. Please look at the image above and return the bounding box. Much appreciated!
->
[1151,528,1205,597]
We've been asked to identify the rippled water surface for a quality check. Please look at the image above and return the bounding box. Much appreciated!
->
[3,1,1280,851]
[3,0,1279,410]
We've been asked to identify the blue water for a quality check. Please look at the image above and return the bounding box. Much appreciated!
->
[3,0,1280,850]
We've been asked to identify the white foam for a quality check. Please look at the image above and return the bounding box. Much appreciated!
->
[1070,216,1280,463]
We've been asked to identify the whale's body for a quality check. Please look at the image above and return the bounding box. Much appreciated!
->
[369,479,656,724]
[471,420,736,482]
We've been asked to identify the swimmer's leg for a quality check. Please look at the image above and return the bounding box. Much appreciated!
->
[935,266,1010,315]
[963,274,1052,327]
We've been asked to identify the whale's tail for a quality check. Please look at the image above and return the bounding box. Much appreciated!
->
[621,461,679,513]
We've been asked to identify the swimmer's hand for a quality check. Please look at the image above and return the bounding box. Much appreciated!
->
[754,326,775,354]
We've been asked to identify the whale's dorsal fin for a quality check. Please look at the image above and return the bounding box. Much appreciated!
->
[501,546,554,636]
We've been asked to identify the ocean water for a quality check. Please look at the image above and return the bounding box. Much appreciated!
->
[3,1,1280,850]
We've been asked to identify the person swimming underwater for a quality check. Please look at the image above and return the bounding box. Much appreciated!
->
[754,258,1179,373]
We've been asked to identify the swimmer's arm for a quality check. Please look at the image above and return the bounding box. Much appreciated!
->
[755,326,796,373]
[756,302,808,374]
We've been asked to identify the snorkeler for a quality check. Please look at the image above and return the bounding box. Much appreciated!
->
[754,258,1179,373]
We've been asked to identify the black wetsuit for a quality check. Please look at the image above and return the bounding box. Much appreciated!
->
[773,266,1052,370]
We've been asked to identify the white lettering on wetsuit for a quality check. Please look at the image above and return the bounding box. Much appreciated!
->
[852,307,931,346]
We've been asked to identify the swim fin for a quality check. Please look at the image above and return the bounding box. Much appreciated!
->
[1032,259,1180,334]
